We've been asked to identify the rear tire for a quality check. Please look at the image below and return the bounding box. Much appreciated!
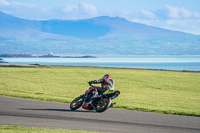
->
[70,95,84,110]
[95,97,111,112]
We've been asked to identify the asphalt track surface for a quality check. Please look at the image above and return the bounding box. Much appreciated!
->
[0,96,200,133]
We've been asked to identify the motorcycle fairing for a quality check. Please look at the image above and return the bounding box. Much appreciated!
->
[82,102,93,110]
[103,90,120,99]
[104,90,116,94]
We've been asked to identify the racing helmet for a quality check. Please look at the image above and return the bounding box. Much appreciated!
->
[103,74,111,79]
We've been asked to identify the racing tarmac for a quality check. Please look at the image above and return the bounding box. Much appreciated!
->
[0,96,199,133]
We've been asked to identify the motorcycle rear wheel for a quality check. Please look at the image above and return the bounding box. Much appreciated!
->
[70,95,84,110]
[95,97,111,112]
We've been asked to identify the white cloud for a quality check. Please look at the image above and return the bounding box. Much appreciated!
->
[62,2,98,18]
[128,5,200,35]
[0,0,10,6]
[165,5,200,19]
[12,1,37,8]
[61,2,98,19]
[63,5,78,13]
[79,2,97,16]
[140,9,156,19]
[161,6,200,34]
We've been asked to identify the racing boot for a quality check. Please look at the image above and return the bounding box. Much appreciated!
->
[110,102,116,108]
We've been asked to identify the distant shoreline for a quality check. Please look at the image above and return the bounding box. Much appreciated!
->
[0,58,8,63]
[0,54,97,58]
[0,64,200,73]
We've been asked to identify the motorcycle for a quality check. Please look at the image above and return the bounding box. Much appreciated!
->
[70,82,120,112]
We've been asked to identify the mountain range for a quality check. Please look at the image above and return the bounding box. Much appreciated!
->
[0,11,200,55]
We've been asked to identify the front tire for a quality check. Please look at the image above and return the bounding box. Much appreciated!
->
[70,95,84,110]
[95,97,111,112]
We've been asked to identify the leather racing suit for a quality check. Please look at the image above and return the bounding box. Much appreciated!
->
[89,77,114,96]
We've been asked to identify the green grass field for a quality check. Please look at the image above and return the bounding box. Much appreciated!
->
[0,125,100,133]
[0,66,200,116]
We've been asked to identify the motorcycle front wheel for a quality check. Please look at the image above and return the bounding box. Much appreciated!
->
[70,95,84,110]
[95,97,111,112]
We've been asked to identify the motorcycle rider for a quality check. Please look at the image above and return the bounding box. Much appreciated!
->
[89,74,114,99]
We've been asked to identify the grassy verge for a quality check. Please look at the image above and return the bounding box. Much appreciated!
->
[0,125,100,133]
[0,66,200,116]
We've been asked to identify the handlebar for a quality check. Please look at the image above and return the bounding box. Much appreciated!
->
[87,82,98,89]
[88,82,92,86]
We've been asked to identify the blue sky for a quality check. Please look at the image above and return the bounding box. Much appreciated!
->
[0,0,200,35]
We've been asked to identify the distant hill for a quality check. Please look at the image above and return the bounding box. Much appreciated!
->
[0,11,200,55]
